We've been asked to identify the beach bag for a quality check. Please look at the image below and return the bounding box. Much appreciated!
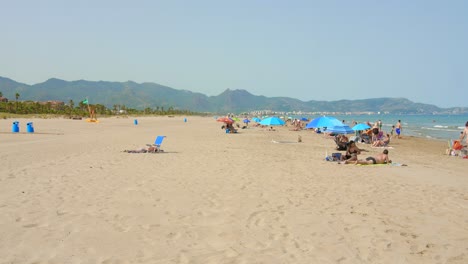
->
[453,140,463,150]
[332,153,342,161]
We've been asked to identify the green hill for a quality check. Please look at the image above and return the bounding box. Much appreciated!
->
[0,76,466,114]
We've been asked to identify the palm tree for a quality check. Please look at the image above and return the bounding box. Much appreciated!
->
[68,99,74,116]
[15,92,20,113]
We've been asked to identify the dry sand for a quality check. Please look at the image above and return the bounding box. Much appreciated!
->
[0,116,467,264]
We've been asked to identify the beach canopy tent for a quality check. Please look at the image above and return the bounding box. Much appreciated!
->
[327,125,354,134]
[259,116,285,126]
[305,116,342,129]
[352,123,371,131]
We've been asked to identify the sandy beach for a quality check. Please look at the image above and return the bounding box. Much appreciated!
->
[0,116,467,264]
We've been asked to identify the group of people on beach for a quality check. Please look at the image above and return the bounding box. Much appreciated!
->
[330,119,401,165]
[337,139,391,165]
[346,119,399,147]
[451,121,468,156]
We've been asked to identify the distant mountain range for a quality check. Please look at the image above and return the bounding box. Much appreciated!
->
[0,76,466,114]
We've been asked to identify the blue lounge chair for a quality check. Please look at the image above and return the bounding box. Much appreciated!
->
[146,136,166,152]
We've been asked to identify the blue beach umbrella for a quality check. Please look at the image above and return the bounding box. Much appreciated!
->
[352,123,371,131]
[305,116,342,129]
[327,125,354,134]
[252,117,261,122]
[259,116,285,126]
[243,118,250,124]
[300,117,309,121]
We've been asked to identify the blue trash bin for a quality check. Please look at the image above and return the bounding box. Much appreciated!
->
[12,121,19,133]
[27,122,34,133]
[134,119,138,125]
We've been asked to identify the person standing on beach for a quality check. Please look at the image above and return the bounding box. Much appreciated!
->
[461,121,468,146]
[396,120,402,139]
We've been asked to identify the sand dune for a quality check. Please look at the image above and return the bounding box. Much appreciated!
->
[0,116,467,263]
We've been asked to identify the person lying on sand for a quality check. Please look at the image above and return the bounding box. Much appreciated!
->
[124,146,157,153]
[354,149,391,165]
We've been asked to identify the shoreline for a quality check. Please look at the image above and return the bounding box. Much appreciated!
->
[1,114,462,142]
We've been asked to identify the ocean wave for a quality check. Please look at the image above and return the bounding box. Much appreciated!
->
[421,126,460,132]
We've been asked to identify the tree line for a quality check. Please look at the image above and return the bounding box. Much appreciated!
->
[0,91,202,117]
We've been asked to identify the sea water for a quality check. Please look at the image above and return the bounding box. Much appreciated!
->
[295,114,468,141]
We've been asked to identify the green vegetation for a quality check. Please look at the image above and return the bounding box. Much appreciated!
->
[0,97,203,118]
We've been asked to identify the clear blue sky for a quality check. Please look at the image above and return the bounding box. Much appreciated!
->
[1,0,467,108]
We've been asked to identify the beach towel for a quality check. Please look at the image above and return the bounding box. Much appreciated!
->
[356,162,407,166]
[331,152,342,161]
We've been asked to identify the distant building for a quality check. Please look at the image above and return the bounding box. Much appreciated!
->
[38,100,65,110]
[0,97,8,102]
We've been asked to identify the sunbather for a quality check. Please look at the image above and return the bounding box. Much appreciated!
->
[334,134,349,150]
[124,145,157,153]
[342,141,368,164]
[355,149,391,165]
[373,134,390,147]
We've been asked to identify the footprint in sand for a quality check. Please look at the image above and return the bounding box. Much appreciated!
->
[166,231,182,240]
[246,210,267,228]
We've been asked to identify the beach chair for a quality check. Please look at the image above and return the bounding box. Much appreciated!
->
[360,134,371,144]
[334,135,348,151]
[146,136,166,153]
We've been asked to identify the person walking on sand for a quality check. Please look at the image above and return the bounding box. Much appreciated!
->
[355,149,391,165]
[395,120,402,139]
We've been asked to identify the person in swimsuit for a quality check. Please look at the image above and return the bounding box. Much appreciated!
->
[395,120,402,139]
[355,149,391,165]
[342,141,368,164]
[372,134,390,147]
[461,121,468,147]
